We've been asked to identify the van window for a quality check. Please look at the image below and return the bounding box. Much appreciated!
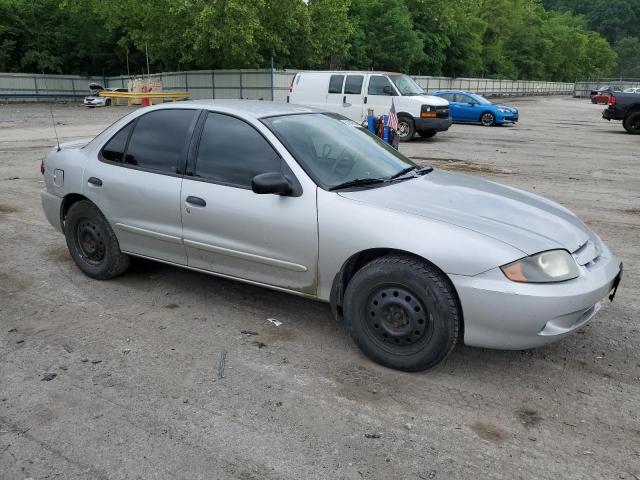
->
[328,75,344,94]
[344,75,364,95]
[368,76,394,95]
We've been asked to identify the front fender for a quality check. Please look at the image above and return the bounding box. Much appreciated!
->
[316,189,525,301]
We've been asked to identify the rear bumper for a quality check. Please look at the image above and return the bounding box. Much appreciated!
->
[41,189,63,233]
[449,245,621,350]
[414,117,453,132]
[602,107,620,120]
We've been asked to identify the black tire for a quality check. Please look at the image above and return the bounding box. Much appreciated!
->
[480,111,496,126]
[417,129,437,138]
[64,200,130,279]
[343,255,461,372]
[623,111,640,134]
[397,116,416,142]
[105,98,112,107]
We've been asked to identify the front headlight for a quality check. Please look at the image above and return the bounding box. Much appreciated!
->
[500,250,579,283]
[498,108,510,113]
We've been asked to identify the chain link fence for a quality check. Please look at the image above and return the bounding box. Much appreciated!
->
[0,70,576,103]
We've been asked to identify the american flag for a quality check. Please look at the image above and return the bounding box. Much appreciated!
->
[387,99,399,131]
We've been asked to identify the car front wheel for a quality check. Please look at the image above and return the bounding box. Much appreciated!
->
[343,255,461,371]
[396,116,415,141]
[64,200,130,279]
[480,112,496,126]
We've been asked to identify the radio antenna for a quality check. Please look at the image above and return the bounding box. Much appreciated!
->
[41,69,61,151]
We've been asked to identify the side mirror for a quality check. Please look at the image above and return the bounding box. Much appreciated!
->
[251,172,293,196]
[382,85,394,95]
[469,101,477,106]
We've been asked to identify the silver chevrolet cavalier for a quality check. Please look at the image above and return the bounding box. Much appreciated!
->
[40,100,622,371]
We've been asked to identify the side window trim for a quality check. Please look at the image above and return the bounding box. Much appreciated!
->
[188,110,302,195]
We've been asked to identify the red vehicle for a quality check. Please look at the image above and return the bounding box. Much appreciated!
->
[590,85,622,104]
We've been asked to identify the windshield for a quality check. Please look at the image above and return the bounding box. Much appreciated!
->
[263,113,416,190]
[388,75,424,96]
[468,93,492,105]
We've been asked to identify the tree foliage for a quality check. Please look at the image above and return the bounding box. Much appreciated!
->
[0,0,622,80]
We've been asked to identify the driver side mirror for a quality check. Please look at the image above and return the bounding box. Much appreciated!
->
[251,172,293,196]
[382,85,394,96]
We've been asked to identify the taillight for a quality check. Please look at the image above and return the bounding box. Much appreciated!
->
[40,158,45,175]
[609,95,616,106]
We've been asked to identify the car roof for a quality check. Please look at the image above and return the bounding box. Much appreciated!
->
[433,90,473,94]
[145,99,323,119]
[295,70,403,75]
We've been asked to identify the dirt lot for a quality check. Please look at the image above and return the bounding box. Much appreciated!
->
[0,97,639,480]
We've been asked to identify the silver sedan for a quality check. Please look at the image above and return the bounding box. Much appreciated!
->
[40,100,622,371]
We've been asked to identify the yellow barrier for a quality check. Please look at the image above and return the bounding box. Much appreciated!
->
[98,91,189,106]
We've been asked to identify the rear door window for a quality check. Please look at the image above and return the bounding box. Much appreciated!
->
[101,122,133,163]
[124,109,197,173]
[194,113,281,188]
[328,75,344,94]
[344,75,364,95]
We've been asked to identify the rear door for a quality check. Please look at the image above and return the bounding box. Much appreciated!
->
[342,74,365,122]
[325,74,345,113]
[83,108,199,264]
[180,111,318,294]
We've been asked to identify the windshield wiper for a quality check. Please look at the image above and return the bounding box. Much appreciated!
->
[328,177,387,191]
[388,165,434,180]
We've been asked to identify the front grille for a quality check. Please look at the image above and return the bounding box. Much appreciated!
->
[436,106,450,118]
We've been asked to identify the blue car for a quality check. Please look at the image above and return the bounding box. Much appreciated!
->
[431,90,519,126]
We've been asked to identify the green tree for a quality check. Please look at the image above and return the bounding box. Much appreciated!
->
[347,0,424,72]
[615,36,640,77]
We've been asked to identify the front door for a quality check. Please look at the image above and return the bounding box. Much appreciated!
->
[454,93,479,122]
[180,112,318,294]
[83,109,198,265]
[364,75,395,118]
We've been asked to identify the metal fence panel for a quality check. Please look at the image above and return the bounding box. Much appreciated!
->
[0,70,577,102]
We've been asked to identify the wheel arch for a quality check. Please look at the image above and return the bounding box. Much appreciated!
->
[60,193,93,232]
[329,248,464,339]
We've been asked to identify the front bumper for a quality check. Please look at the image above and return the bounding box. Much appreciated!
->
[83,97,106,107]
[41,189,63,233]
[497,113,518,123]
[449,244,621,350]
[414,117,453,132]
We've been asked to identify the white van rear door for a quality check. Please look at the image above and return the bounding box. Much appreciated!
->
[342,74,365,123]
[325,74,345,113]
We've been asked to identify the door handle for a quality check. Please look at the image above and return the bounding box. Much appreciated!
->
[364,96,367,104]
[343,95,346,104]
[87,177,102,187]
[186,196,206,207]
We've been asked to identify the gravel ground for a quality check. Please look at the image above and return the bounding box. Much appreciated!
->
[0,97,639,480]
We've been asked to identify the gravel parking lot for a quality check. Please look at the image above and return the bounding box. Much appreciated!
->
[1,97,638,480]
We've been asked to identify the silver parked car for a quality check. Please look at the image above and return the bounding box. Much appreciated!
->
[41,100,622,371]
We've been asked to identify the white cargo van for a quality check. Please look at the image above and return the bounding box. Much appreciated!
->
[288,71,452,141]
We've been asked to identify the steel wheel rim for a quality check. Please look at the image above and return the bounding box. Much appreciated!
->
[631,117,640,131]
[397,120,410,138]
[74,217,106,265]
[481,113,494,126]
[364,285,433,354]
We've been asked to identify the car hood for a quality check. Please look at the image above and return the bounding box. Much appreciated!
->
[338,170,592,255]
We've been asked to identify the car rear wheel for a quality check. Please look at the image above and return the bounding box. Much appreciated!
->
[397,116,415,142]
[417,129,437,138]
[343,255,461,371]
[480,112,496,126]
[623,111,640,134]
[64,200,130,279]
